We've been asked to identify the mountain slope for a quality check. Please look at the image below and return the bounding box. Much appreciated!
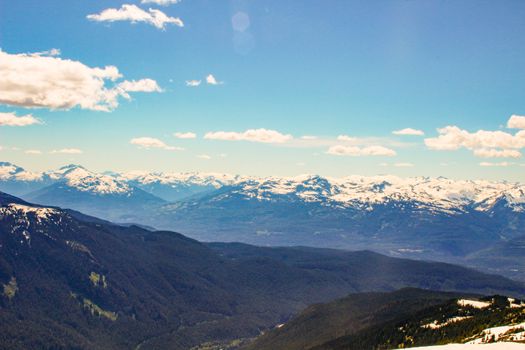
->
[1,192,524,349]
[244,289,468,350]
[245,290,525,350]
[465,234,525,282]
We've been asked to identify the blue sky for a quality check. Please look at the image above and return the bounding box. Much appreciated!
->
[1,0,525,180]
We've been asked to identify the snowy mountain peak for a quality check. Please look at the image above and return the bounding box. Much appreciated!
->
[0,162,43,182]
[57,163,86,173]
[46,165,131,195]
[0,162,24,179]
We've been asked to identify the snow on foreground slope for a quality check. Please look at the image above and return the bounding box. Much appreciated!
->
[0,202,65,245]
[1,162,525,212]
[406,343,525,349]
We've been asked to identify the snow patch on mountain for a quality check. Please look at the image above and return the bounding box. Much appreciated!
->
[422,316,473,329]
[458,299,492,309]
[0,203,63,244]
[2,204,60,221]
[468,321,525,344]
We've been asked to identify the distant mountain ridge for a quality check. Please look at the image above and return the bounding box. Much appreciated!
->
[13,164,166,221]
[2,162,525,280]
[2,162,524,211]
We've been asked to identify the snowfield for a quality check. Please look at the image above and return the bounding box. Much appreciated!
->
[457,299,492,309]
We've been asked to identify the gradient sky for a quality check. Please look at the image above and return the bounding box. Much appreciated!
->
[1,0,525,181]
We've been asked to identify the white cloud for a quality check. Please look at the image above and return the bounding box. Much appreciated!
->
[508,115,525,129]
[33,48,61,57]
[205,128,292,143]
[378,162,414,167]
[300,135,317,140]
[197,154,211,160]
[25,149,42,155]
[206,74,222,85]
[174,132,196,139]
[337,135,358,142]
[0,112,42,126]
[479,161,511,167]
[473,148,521,158]
[87,4,183,30]
[288,135,412,150]
[326,145,396,157]
[393,162,414,167]
[118,79,163,93]
[185,80,201,87]
[0,49,160,112]
[141,0,182,5]
[130,137,183,150]
[425,126,525,151]
[392,128,424,136]
[51,148,83,154]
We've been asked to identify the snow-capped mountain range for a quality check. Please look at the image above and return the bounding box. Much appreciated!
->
[209,174,525,214]
[2,161,524,214]
[1,161,525,281]
[0,163,165,221]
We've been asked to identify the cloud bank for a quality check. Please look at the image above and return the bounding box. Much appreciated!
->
[425,116,525,158]
[0,112,42,126]
[508,115,525,129]
[204,128,292,143]
[130,137,183,150]
[0,49,161,112]
[51,148,83,154]
[118,79,162,93]
[174,132,196,139]
[327,145,396,157]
